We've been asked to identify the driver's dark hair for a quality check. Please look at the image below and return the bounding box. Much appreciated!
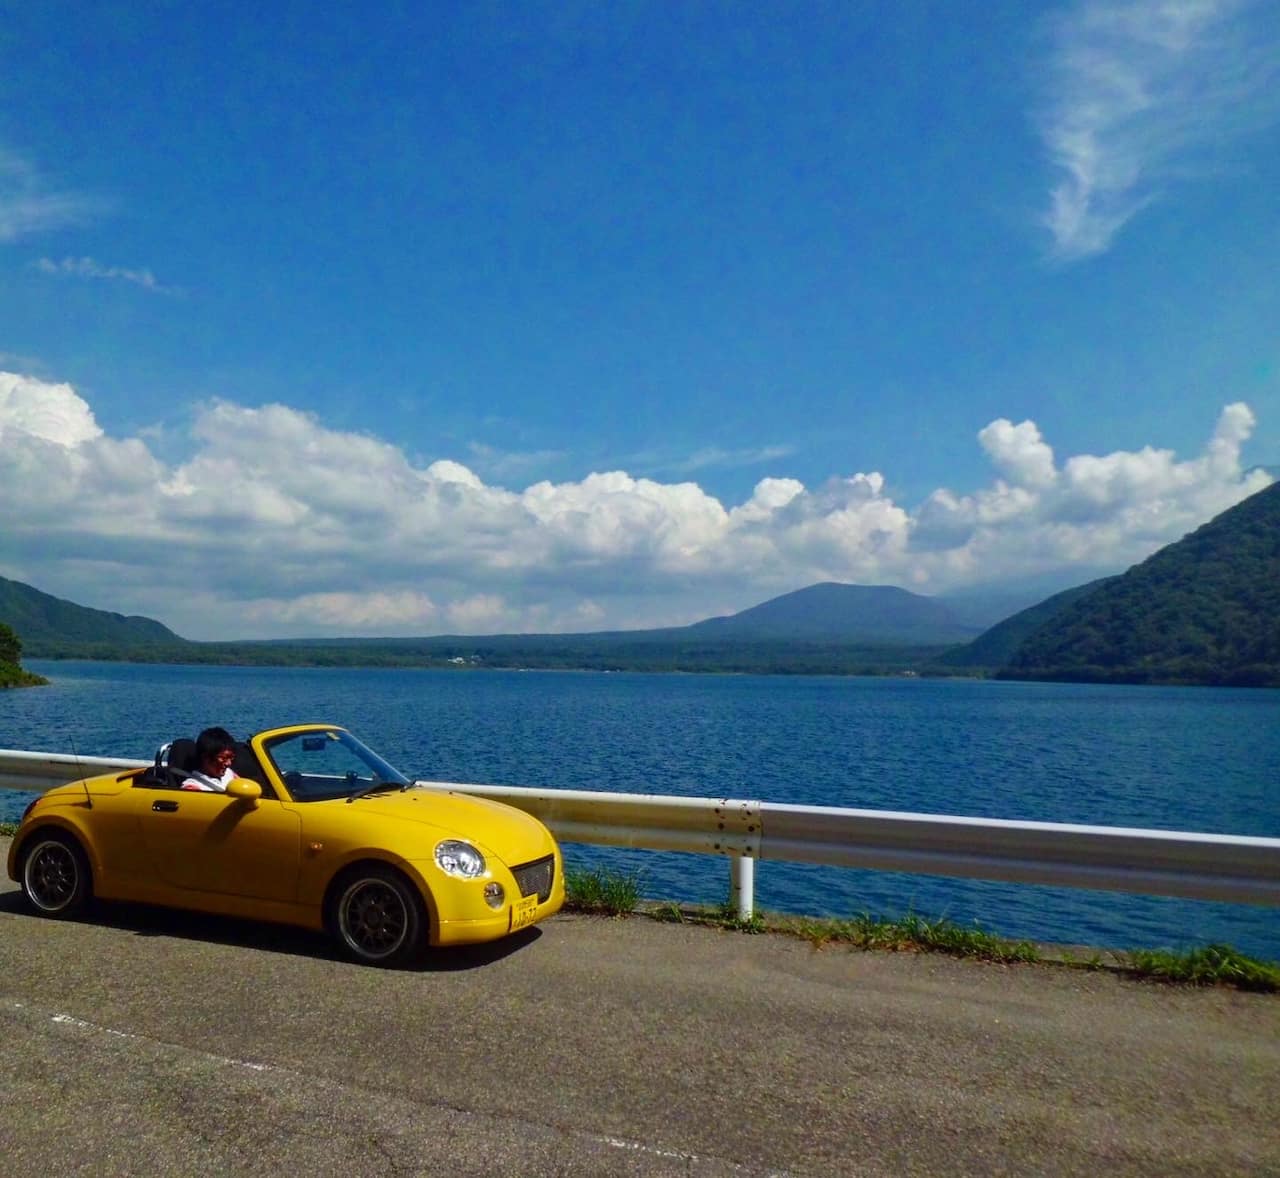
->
[195,726,237,763]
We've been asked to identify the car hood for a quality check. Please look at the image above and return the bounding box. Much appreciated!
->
[334,787,554,863]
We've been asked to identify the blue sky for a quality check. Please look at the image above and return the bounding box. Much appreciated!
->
[1,1,1277,639]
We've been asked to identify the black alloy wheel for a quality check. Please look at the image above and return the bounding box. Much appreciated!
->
[21,833,92,918]
[332,865,426,967]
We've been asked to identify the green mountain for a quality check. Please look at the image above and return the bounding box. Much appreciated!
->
[936,578,1117,669]
[0,575,185,652]
[997,482,1280,686]
[0,573,983,672]
[686,582,982,644]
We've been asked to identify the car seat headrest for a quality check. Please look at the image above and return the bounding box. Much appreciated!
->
[167,738,198,774]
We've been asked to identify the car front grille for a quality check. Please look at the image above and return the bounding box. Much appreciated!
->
[511,854,555,903]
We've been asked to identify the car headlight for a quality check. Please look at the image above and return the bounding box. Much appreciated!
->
[434,840,486,879]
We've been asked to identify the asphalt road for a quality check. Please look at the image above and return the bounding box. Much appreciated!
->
[1,847,1277,1177]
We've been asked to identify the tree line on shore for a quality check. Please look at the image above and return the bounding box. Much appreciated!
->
[0,623,48,688]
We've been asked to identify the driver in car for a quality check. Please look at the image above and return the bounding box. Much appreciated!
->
[181,727,239,792]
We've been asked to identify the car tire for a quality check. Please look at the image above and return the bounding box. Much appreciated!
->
[329,864,427,967]
[21,831,92,919]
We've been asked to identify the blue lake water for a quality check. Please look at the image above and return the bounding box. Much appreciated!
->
[3,660,1278,959]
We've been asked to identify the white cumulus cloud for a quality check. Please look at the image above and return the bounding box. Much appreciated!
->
[0,371,103,446]
[979,419,1058,489]
[0,370,1270,639]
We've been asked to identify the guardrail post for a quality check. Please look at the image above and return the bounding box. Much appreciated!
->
[730,855,755,921]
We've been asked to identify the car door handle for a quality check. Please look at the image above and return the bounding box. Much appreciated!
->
[152,800,179,812]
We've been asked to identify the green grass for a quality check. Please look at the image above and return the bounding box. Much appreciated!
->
[649,900,687,923]
[634,900,1277,992]
[714,900,766,934]
[0,822,16,836]
[777,911,1041,962]
[1121,944,1280,992]
[643,898,1038,961]
[563,866,644,916]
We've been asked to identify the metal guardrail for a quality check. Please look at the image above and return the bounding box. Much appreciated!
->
[0,751,149,788]
[3,749,1279,919]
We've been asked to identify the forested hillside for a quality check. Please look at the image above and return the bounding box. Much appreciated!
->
[937,578,1115,670]
[0,575,185,653]
[999,482,1280,686]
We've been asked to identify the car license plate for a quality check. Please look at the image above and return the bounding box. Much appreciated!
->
[510,894,539,931]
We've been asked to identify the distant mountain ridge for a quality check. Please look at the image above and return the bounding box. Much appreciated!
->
[0,575,185,649]
[3,574,996,654]
[687,582,982,644]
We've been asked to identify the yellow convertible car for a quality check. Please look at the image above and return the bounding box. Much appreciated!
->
[7,724,563,966]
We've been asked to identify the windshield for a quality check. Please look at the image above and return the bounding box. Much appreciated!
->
[263,729,411,802]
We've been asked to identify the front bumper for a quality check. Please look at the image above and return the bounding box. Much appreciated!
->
[417,847,565,947]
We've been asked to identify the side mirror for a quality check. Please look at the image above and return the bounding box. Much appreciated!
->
[226,778,263,807]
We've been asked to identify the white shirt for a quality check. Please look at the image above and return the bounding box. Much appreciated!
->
[181,766,236,792]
